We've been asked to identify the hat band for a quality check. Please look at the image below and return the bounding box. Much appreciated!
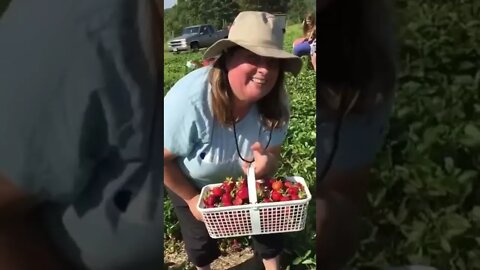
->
[229,38,282,50]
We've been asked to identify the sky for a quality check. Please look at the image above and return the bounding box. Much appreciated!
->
[164,0,176,9]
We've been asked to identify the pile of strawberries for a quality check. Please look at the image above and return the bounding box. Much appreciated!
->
[202,176,306,208]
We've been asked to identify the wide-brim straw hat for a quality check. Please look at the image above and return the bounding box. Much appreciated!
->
[204,11,303,76]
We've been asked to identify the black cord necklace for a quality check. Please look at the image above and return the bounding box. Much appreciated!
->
[232,111,273,164]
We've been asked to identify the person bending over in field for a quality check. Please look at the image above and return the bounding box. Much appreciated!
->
[164,11,302,270]
[292,12,316,57]
[315,0,397,269]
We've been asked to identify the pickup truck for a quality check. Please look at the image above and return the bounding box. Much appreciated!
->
[167,24,229,53]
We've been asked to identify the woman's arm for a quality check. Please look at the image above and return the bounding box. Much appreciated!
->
[164,149,204,221]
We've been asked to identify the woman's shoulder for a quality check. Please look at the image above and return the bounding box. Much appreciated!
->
[164,66,211,106]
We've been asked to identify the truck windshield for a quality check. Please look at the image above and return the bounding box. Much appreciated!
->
[182,27,200,35]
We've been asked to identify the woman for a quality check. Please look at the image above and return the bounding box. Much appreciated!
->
[292,12,316,57]
[164,11,302,270]
[0,1,165,270]
[310,38,317,71]
[315,0,397,269]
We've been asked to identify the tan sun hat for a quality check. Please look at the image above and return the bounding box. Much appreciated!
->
[203,11,303,76]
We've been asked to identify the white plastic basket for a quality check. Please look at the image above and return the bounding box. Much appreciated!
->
[196,164,312,239]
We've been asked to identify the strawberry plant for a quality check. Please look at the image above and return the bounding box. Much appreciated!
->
[348,0,480,269]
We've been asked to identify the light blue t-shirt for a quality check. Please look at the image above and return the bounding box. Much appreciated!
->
[317,96,394,172]
[164,67,288,188]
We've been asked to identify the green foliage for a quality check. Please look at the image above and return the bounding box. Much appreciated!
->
[349,0,480,269]
[164,0,240,41]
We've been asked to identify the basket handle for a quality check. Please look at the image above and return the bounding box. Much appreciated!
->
[247,163,257,204]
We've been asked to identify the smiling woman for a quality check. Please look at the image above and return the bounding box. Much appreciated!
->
[163,11,303,270]
[209,47,286,130]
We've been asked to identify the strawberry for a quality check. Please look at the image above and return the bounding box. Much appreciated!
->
[237,186,249,200]
[294,182,304,191]
[272,180,283,191]
[262,198,273,203]
[223,178,235,193]
[281,196,291,201]
[271,190,282,202]
[291,194,300,200]
[223,201,233,206]
[267,178,276,188]
[238,178,248,188]
[221,192,232,205]
[233,197,243,205]
[284,181,293,188]
[287,187,298,196]
[206,194,216,206]
[212,186,224,197]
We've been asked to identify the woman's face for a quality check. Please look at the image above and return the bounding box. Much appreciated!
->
[306,17,313,26]
[225,48,280,104]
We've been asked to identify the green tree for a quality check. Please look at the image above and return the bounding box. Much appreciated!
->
[236,0,288,13]
[164,0,240,39]
[287,0,312,25]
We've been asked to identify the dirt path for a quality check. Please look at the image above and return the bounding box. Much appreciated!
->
[164,240,258,270]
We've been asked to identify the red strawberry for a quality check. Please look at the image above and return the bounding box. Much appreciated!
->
[237,186,249,200]
[223,201,233,206]
[284,181,293,188]
[206,194,216,206]
[268,178,276,188]
[287,187,298,196]
[272,180,283,191]
[233,197,243,205]
[281,196,291,201]
[291,194,300,200]
[221,193,232,205]
[271,190,282,201]
[212,186,224,197]
[239,178,248,188]
[223,178,235,193]
[294,182,304,191]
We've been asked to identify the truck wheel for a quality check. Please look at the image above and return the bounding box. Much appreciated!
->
[190,42,199,52]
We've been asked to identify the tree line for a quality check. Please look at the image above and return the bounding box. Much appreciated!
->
[164,0,315,40]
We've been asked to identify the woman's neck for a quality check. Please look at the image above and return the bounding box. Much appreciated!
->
[232,99,252,122]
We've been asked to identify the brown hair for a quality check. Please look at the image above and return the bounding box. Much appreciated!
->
[316,0,397,116]
[302,12,316,38]
[208,47,289,130]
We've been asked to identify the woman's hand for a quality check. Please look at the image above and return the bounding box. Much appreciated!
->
[241,142,280,178]
[186,194,204,222]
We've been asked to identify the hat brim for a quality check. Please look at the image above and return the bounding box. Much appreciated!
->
[203,39,303,76]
